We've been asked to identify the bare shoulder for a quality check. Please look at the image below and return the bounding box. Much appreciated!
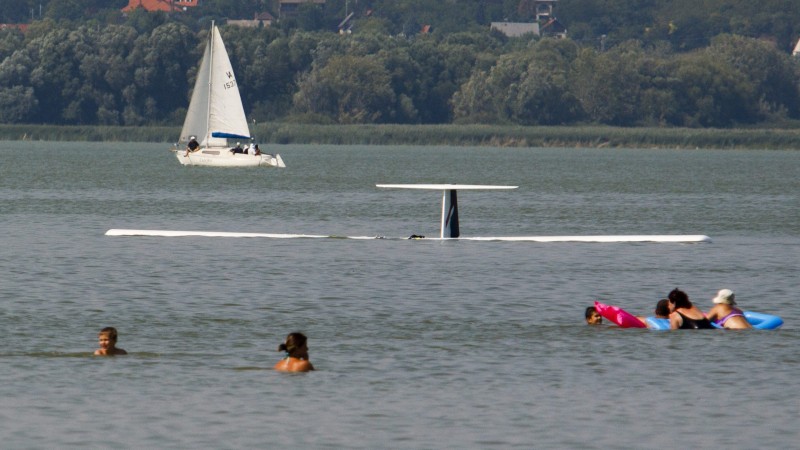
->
[669,311,682,329]
[275,359,314,372]
[274,360,288,371]
[705,304,722,319]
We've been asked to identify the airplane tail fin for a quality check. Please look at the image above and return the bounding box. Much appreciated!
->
[441,189,459,238]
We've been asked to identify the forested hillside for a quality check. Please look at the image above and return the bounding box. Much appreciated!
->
[2,0,800,128]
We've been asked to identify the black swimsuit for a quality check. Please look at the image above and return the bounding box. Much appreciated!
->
[677,311,714,329]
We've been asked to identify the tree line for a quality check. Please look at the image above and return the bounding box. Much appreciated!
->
[6,0,800,51]
[1,3,800,128]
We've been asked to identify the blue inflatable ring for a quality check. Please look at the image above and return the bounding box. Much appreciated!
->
[646,311,783,330]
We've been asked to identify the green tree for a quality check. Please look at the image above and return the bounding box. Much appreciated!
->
[672,52,756,127]
[570,41,650,125]
[708,34,800,120]
[293,54,396,123]
[125,22,195,124]
[0,86,39,123]
[452,70,495,123]
[454,38,583,125]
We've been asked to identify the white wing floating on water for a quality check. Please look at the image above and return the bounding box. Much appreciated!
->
[107,184,711,243]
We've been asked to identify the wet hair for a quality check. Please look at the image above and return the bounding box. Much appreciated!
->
[668,288,692,309]
[585,306,598,319]
[654,299,670,317]
[98,327,118,341]
[278,332,307,356]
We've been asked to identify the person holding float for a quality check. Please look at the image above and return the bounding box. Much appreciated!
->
[596,290,783,330]
[667,288,715,329]
[706,289,752,329]
[638,299,670,329]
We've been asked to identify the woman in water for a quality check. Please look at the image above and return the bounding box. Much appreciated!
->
[274,332,315,372]
[705,289,752,329]
[668,288,714,329]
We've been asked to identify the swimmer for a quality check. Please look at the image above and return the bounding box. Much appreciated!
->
[636,298,670,328]
[706,289,751,329]
[274,332,314,372]
[585,306,603,325]
[94,327,128,356]
[668,288,714,329]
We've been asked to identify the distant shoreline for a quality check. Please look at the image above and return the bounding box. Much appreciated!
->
[3,123,800,150]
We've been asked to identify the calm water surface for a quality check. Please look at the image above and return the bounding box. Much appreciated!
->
[1,141,799,448]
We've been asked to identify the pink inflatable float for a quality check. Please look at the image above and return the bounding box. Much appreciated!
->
[594,301,647,328]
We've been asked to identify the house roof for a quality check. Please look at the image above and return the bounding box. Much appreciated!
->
[490,22,539,38]
[122,0,198,13]
[255,11,275,21]
[0,24,28,32]
[541,18,567,35]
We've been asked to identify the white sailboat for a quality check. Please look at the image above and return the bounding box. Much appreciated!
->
[174,23,285,168]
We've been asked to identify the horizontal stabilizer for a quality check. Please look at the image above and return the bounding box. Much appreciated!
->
[376,184,518,190]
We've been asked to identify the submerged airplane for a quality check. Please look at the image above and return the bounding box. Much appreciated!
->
[106,184,711,243]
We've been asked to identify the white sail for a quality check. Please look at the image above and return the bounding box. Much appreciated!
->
[180,25,250,148]
[175,23,284,168]
[180,33,212,145]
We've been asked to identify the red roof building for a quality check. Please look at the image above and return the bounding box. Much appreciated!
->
[0,24,29,32]
[122,0,198,13]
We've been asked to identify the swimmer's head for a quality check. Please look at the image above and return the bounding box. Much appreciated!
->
[278,332,308,357]
[668,288,691,309]
[585,306,602,325]
[654,299,670,317]
[98,327,118,342]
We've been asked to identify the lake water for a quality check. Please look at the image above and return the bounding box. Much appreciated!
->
[1,141,798,448]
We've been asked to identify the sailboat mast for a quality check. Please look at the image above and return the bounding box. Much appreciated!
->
[205,21,215,145]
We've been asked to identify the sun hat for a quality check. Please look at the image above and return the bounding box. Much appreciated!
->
[712,289,736,305]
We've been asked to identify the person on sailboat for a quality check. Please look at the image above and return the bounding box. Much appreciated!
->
[184,136,199,156]
[230,142,244,154]
[253,144,261,156]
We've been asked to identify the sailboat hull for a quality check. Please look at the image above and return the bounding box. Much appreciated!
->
[175,148,285,168]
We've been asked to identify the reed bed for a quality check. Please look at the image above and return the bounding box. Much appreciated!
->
[3,123,799,150]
